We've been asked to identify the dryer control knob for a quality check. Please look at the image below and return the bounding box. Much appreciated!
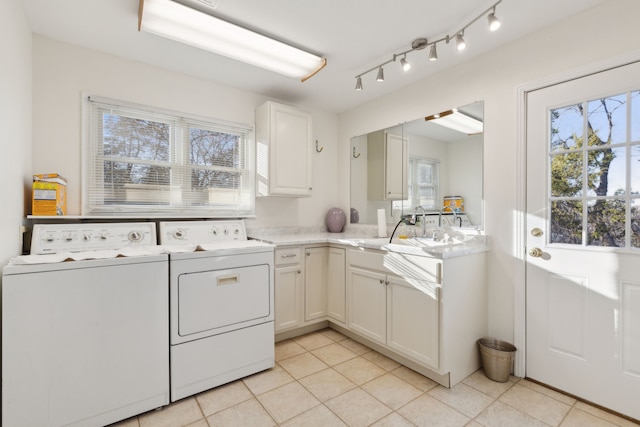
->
[173,229,186,239]
[128,231,143,242]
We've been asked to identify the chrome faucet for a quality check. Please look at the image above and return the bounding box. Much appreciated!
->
[439,205,458,227]
[414,205,427,237]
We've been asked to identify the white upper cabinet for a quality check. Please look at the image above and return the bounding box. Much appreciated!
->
[367,130,408,200]
[256,101,313,197]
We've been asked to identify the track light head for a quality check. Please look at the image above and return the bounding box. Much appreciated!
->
[455,32,466,51]
[400,56,411,71]
[488,9,501,31]
[376,66,385,82]
[428,44,438,61]
[355,76,363,90]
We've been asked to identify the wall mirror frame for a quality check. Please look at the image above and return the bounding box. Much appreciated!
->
[349,101,484,230]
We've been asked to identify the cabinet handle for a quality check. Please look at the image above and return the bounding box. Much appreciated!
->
[281,253,296,258]
[379,279,384,284]
[297,270,301,274]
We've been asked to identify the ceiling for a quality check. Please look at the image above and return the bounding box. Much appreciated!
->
[22,0,607,114]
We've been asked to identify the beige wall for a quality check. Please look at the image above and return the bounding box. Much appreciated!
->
[31,36,339,228]
[337,0,640,342]
[0,1,32,268]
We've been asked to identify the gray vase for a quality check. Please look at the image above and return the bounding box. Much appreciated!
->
[325,207,346,233]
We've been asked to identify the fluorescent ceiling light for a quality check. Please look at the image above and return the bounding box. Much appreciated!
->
[425,110,483,134]
[138,0,327,81]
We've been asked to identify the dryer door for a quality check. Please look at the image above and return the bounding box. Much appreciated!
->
[177,264,271,337]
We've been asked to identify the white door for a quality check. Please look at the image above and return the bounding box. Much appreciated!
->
[526,61,640,420]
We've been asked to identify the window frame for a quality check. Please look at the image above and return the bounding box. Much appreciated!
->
[393,156,440,212]
[82,95,255,218]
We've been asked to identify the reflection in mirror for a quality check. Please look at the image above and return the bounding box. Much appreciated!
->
[349,101,483,229]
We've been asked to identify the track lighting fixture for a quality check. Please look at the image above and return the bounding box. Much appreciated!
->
[400,55,411,71]
[354,0,503,90]
[455,32,467,51]
[488,8,501,31]
[428,44,438,61]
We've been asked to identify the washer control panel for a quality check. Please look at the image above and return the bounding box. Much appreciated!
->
[31,223,157,254]
[159,220,247,245]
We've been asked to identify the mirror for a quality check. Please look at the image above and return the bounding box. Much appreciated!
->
[349,101,483,229]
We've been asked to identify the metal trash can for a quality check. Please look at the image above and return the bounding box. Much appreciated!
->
[477,337,516,382]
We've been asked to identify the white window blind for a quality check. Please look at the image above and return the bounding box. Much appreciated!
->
[83,95,255,217]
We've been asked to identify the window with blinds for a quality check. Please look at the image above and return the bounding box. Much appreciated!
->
[83,96,255,217]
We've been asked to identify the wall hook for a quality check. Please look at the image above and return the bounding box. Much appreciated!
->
[315,140,324,153]
[352,147,361,158]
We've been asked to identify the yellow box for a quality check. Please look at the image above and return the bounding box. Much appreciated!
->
[32,173,67,216]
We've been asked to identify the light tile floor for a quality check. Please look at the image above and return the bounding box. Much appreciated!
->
[112,329,639,427]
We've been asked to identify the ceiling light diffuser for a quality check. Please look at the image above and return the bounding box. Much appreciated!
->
[425,110,483,134]
[138,0,326,81]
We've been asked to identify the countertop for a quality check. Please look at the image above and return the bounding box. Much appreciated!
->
[247,226,488,259]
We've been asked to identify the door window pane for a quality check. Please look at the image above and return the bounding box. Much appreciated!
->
[632,145,640,194]
[587,94,627,145]
[551,105,583,151]
[632,91,640,141]
[587,198,625,247]
[550,200,583,244]
[587,147,626,197]
[632,199,640,249]
[551,153,583,197]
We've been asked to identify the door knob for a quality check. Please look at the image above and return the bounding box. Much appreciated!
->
[528,247,543,258]
[531,227,543,237]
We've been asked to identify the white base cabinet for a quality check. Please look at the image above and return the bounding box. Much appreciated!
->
[273,242,486,388]
[346,247,486,387]
[387,275,440,369]
[348,267,387,344]
[274,245,346,334]
[274,247,303,332]
[327,247,347,324]
[304,247,328,321]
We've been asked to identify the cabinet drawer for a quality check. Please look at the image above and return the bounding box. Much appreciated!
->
[275,247,302,266]
[348,248,442,284]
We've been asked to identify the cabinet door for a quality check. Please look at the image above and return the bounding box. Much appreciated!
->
[327,247,346,323]
[304,247,328,321]
[271,103,312,196]
[385,133,408,199]
[387,275,440,369]
[274,265,303,332]
[347,267,387,345]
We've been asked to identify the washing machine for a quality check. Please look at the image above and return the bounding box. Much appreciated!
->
[2,223,169,427]
[159,220,275,401]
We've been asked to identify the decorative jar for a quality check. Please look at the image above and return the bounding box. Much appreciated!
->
[325,207,346,233]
